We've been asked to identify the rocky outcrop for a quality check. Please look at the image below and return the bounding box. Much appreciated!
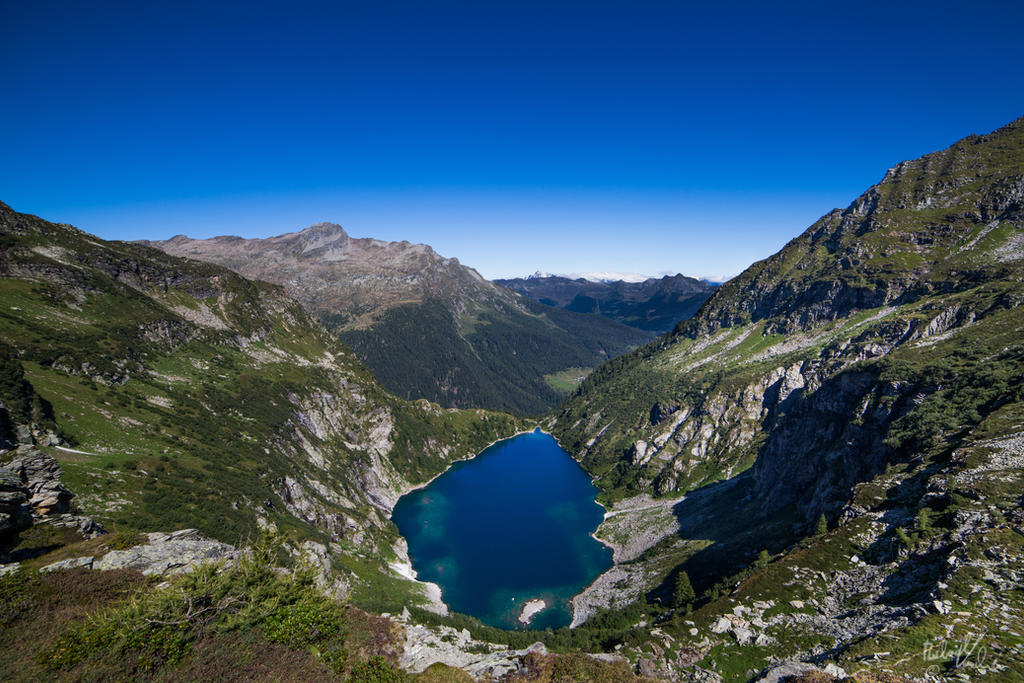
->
[1,446,103,547]
[396,610,555,679]
[3,446,73,516]
[0,466,31,538]
[682,116,1024,339]
[757,662,846,682]
[92,529,239,575]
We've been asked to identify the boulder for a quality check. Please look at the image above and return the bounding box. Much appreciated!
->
[636,658,659,678]
[711,616,732,633]
[823,663,848,677]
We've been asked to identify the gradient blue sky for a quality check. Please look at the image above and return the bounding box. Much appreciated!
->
[2,1,1023,280]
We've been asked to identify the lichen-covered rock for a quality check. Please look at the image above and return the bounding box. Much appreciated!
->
[93,529,238,575]
[1,447,105,547]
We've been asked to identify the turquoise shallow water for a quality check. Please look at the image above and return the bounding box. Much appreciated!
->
[392,428,612,629]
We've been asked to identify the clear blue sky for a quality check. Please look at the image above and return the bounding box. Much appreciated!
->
[2,1,1022,280]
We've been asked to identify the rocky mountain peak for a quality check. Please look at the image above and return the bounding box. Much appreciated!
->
[678,114,1024,337]
[296,221,348,241]
[274,222,350,258]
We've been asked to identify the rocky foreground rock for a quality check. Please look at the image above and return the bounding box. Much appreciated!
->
[0,446,104,547]
[2,446,73,516]
[0,466,31,537]
[39,528,239,576]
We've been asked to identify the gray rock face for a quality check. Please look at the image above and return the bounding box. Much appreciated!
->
[15,425,32,445]
[40,556,94,572]
[0,462,31,538]
[93,529,238,576]
[1,446,104,545]
[3,446,73,516]
[46,513,106,539]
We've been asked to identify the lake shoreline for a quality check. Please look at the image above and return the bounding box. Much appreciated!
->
[392,428,609,630]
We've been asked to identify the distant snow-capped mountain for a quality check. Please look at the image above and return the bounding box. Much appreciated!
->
[526,270,653,283]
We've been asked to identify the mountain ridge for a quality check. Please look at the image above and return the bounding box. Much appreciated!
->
[143,224,653,415]
[497,273,716,334]
[678,114,1024,339]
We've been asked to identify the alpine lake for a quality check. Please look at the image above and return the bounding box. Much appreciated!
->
[392,429,612,629]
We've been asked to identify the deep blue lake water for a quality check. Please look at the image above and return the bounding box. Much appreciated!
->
[392,429,611,629]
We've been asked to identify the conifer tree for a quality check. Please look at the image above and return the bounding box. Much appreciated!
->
[673,570,695,609]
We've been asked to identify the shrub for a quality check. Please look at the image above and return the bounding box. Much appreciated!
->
[349,655,408,682]
[39,537,394,677]
[104,530,144,551]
